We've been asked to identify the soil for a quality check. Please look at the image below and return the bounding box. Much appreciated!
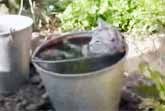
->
[0,66,142,111]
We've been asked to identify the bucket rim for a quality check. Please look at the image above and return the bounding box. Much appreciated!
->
[31,31,93,63]
[32,31,128,77]
[0,15,33,36]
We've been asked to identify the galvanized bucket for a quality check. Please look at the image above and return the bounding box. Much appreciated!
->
[0,15,33,94]
[32,31,127,111]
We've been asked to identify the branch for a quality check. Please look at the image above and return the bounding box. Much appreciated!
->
[29,0,35,20]
[18,0,23,15]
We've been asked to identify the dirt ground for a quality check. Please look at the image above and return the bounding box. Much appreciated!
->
[0,66,141,111]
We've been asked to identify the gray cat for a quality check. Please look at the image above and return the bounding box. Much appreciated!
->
[83,19,126,56]
[40,19,126,60]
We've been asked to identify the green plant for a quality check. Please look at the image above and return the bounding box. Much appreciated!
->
[42,0,72,14]
[0,0,20,13]
[131,0,165,34]
[58,0,165,34]
[17,0,62,31]
[58,0,100,31]
[139,63,165,111]
[139,63,165,100]
[139,98,165,111]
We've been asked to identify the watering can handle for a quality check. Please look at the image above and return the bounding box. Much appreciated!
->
[9,28,15,42]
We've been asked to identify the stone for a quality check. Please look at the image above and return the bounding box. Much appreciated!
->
[30,75,41,85]
[4,102,11,110]
[37,82,45,89]
[21,100,28,106]
[26,100,52,111]
[35,100,51,110]
[15,103,22,111]
[0,98,5,106]
[125,33,165,75]
[48,109,55,111]
[42,93,48,100]
[26,103,38,110]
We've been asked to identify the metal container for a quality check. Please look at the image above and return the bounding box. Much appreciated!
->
[32,32,127,111]
[0,15,33,94]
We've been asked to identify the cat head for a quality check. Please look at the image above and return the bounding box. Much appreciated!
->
[89,19,126,55]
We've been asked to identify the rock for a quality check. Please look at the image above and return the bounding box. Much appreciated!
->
[21,100,28,106]
[30,75,41,85]
[122,87,141,103]
[125,33,165,75]
[48,109,55,111]
[42,93,48,100]
[35,100,51,110]
[15,103,22,111]
[26,103,38,110]
[26,100,52,111]
[0,98,5,106]
[4,102,11,110]
[15,98,22,103]
[37,82,45,89]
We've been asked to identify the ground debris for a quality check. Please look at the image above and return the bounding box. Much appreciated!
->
[0,67,141,111]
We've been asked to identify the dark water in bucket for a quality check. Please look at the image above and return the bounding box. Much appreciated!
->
[35,36,125,74]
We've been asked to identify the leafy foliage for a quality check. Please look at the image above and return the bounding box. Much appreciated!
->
[139,63,165,111]
[58,0,99,31]
[42,0,72,14]
[139,63,165,100]
[139,98,165,111]
[58,0,165,34]
[4,0,164,34]
[131,0,165,34]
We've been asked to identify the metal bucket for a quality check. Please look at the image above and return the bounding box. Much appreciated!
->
[32,32,127,111]
[0,15,33,94]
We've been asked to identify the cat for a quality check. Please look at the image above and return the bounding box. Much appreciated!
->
[86,19,126,56]
[39,19,126,60]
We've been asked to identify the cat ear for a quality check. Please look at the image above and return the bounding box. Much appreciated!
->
[97,18,109,28]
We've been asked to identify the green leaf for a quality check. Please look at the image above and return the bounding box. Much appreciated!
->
[57,0,165,34]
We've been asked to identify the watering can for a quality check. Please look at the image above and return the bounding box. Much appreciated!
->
[0,15,33,94]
